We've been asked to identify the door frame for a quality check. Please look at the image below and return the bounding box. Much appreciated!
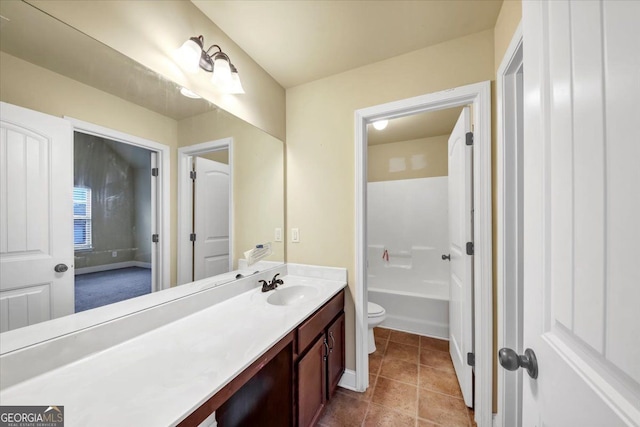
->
[177,138,234,285]
[495,23,523,427]
[354,80,493,425]
[66,117,171,292]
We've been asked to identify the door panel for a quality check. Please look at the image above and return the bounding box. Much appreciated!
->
[193,156,230,281]
[522,1,640,424]
[0,102,74,332]
[447,106,473,407]
[297,335,327,427]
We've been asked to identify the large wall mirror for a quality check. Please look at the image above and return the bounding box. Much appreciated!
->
[0,1,284,336]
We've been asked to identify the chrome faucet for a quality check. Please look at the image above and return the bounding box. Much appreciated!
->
[260,273,284,293]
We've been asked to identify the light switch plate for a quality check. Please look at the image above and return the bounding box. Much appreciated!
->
[275,228,282,242]
[291,228,300,243]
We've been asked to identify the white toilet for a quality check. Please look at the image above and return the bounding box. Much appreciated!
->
[367,301,387,354]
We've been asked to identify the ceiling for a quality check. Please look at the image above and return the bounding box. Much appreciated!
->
[367,107,464,146]
[0,0,217,121]
[192,0,503,88]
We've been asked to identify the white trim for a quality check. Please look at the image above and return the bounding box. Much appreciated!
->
[66,117,171,292]
[355,81,493,425]
[75,261,151,275]
[177,138,234,285]
[496,23,523,427]
[337,369,357,391]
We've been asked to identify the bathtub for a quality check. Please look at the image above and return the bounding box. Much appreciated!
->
[369,279,449,339]
[367,245,450,339]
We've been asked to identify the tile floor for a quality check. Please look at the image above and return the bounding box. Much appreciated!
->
[318,327,477,427]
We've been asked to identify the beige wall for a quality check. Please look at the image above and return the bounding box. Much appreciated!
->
[28,0,286,141]
[200,150,229,165]
[492,0,522,413]
[178,111,285,266]
[286,29,495,370]
[494,0,523,72]
[368,135,448,182]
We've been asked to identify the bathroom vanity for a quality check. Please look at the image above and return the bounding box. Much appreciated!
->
[0,264,347,427]
[182,289,345,427]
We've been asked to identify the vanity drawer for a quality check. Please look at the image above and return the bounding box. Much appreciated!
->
[297,290,344,354]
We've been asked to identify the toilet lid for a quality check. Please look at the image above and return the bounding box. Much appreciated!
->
[368,302,385,316]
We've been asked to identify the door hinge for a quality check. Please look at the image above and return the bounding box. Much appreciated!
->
[151,167,159,177]
[190,170,196,180]
[466,242,474,255]
[152,234,159,243]
[190,233,196,242]
[465,132,474,146]
[467,352,475,367]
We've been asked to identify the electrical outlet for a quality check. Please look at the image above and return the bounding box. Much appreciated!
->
[291,228,300,243]
[275,228,282,242]
[111,251,117,258]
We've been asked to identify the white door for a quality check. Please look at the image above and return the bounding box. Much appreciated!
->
[0,102,74,332]
[521,1,640,425]
[448,106,474,407]
[193,156,230,281]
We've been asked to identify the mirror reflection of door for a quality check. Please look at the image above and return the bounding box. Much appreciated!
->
[191,151,231,282]
[0,102,74,332]
[191,149,233,281]
[73,132,157,313]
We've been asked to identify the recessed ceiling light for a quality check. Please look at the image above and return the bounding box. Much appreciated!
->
[180,87,201,99]
[372,120,388,130]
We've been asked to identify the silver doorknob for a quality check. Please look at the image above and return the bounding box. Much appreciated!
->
[499,347,538,379]
[54,263,68,273]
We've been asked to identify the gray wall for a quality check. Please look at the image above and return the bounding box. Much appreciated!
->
[74,133,151,270]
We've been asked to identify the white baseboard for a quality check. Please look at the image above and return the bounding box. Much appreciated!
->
[75,261,151,275]
[337,369,357,391]
[133,261,151,269]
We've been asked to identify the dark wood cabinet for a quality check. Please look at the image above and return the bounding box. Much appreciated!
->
[326,312,345,399]
[297,335,327,427]
[296,291,345,427]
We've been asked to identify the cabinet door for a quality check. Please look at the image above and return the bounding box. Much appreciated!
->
[326,312,345,399]
[297,335,327,427]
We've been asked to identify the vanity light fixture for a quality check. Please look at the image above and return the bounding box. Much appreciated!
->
[372,120,388,130]
[177,35,245,94]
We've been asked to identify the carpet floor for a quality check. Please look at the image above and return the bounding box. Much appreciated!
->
[75,267,152,313]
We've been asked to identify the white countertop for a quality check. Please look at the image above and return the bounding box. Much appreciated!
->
[0,273,346,426]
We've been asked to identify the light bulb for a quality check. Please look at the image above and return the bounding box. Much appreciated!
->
[177,39,202,74]
[211,57,232,89]
[227,69,245,94]
[373,120,388,130]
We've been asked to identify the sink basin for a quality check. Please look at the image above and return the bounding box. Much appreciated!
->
[267,286,319,306]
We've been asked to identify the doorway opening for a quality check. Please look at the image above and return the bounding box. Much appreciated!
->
[73,131,155,312]
[367,106,463,338]
[354,81,493,426]
[69,117,171,304]
[177,138,234,285]
[367,105,475,408]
